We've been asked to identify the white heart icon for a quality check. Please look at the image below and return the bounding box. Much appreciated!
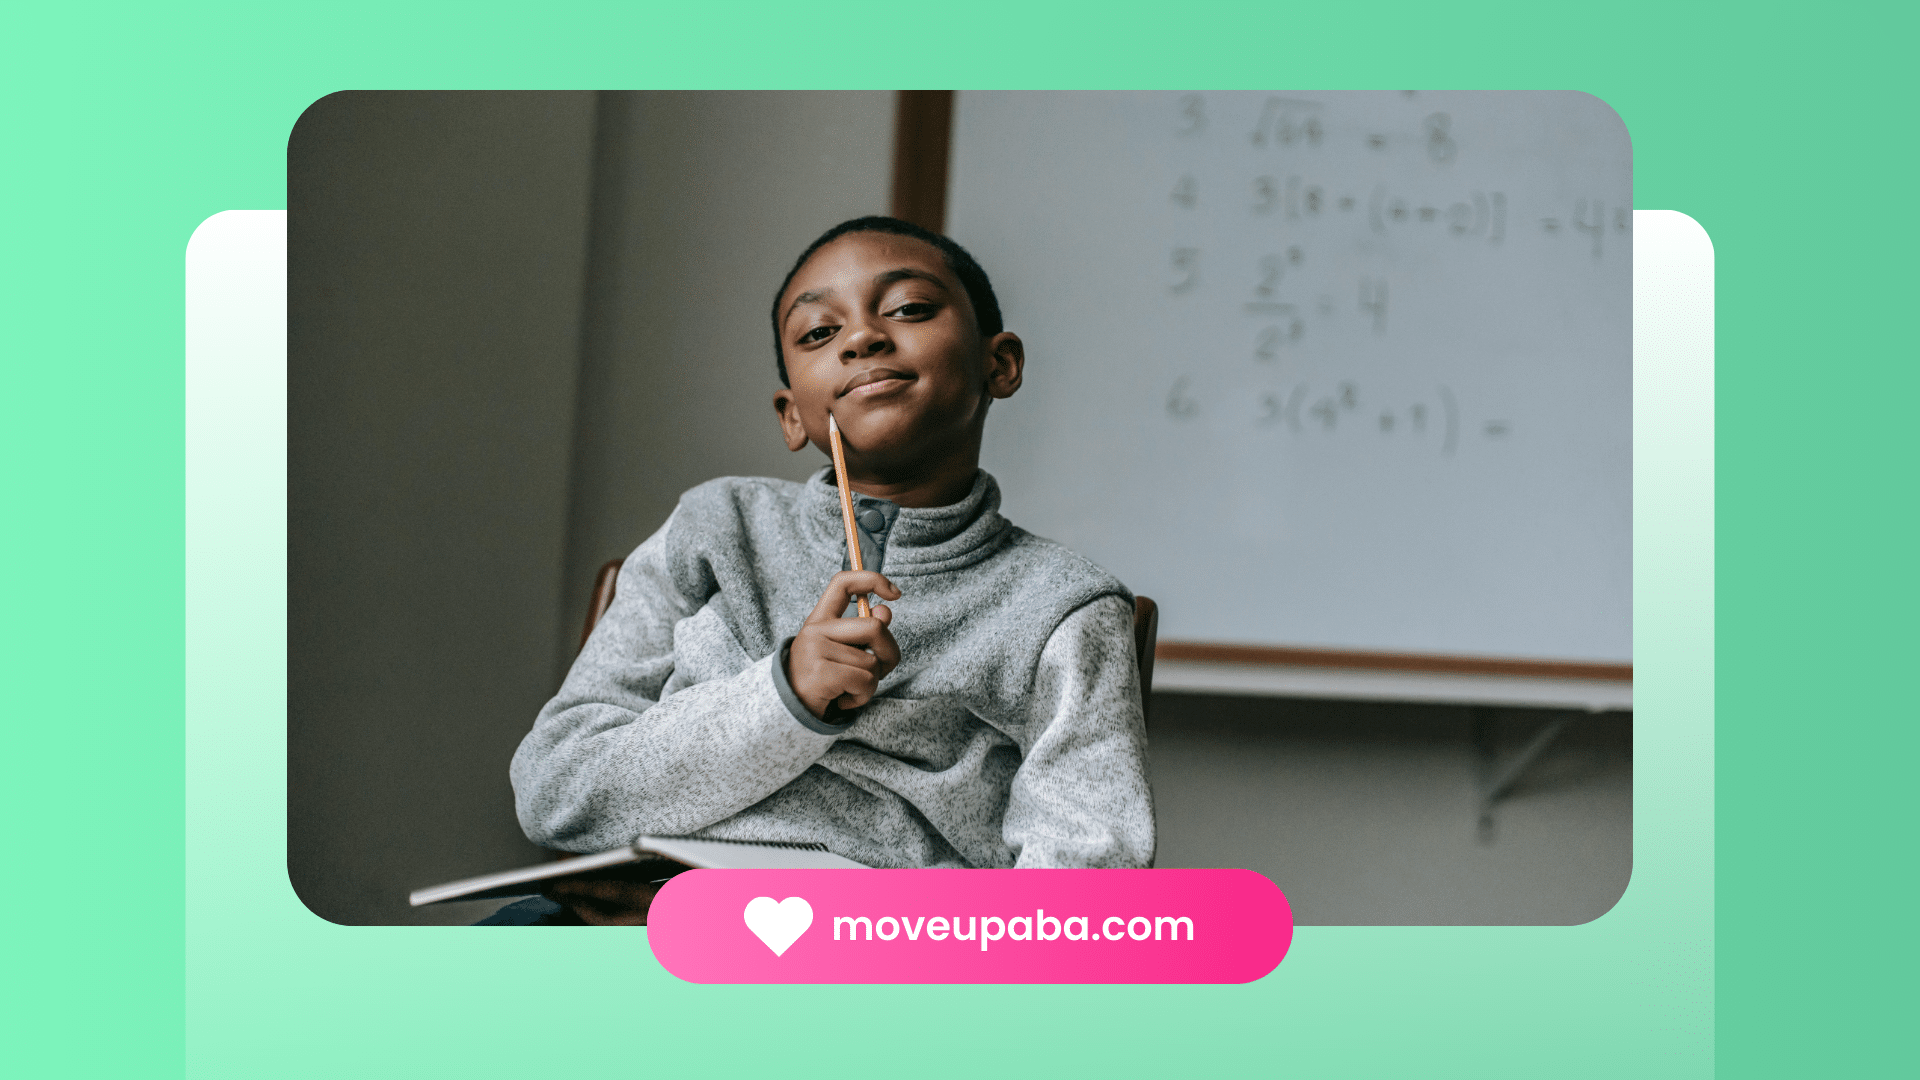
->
[742,896,813,957]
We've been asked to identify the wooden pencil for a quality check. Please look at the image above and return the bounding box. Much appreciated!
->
[827,413,873,618]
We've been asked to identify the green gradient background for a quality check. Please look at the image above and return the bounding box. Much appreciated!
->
[6,2,1909,1077]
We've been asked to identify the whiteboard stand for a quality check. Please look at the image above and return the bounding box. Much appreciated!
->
[1471,708,1578,842]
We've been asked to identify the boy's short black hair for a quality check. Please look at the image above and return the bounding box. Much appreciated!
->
[771,216,1003,387]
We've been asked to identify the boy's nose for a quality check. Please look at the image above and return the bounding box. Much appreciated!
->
[840,327,892,360]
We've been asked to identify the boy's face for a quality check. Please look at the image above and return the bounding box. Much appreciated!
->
[773,232,1022,487]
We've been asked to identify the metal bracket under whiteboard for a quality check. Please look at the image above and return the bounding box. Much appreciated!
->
[1151,659,1631,711]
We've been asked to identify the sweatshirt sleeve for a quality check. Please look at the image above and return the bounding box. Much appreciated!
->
[1002,593,1157,868]
[509,512,845,852]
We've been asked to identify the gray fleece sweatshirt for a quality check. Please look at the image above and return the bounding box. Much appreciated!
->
[509,468,1155,869]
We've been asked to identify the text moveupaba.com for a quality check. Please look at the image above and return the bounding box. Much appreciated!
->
[832,911,1195,951]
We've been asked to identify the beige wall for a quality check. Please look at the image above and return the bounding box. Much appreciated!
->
[287,91,896,925]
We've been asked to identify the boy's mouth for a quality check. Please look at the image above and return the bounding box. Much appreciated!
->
[838,368,914,398]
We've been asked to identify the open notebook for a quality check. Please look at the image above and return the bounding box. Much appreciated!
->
[409,836,867,907]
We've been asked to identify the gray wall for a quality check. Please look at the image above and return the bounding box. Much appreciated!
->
[560,92,896,680]
[1148,695,1630,925]
[288,91,896,925]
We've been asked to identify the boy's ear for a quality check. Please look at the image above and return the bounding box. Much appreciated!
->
[773,388,811,452]
[984,332,1025,400]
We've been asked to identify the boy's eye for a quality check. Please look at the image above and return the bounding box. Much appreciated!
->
[799,325,837,344]
[889,302,936,318]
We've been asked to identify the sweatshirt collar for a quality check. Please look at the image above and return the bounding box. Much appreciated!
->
[803,467,1013,576]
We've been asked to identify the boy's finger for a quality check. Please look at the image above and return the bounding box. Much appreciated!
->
[866,624,900,674]
[812,619,902,675]
[811,616,894,647]
[818,632,898,685]
[805,571,900,623]
[817,661,880,707]
[819,640,885,674]
[806,617,871,643]
[831,682,877,710]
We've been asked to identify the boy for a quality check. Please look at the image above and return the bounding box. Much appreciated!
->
[508,217,1154,915]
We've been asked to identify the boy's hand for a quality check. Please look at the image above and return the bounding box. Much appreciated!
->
[542,858,693,925]
[788,570,901,719]
[543,877,661,926]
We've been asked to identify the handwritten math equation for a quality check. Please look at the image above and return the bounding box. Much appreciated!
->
[1163,377,1512,456]
[1174,94,1462,161]
[1167,243,1391,340]
[1171,171,1510,245]
[1169,176,1621,253]
[1157,94,1627,353]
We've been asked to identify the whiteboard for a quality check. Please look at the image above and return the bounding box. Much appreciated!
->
[948,91,1630,663]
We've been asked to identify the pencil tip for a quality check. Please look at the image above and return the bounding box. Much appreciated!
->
[828,413,838,433]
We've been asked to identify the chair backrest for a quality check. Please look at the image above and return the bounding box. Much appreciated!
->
[1132,595,1159,703]
[578,558,1159,717]
[579,559,624,650]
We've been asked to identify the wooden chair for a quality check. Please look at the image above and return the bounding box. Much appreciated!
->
[577,559,1159,713]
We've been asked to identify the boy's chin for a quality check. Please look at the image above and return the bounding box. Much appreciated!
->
[827,410,926,450]
[827,424,950,469]
[827,435,919,466]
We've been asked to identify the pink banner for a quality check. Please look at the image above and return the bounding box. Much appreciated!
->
[647,868,1292,984]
